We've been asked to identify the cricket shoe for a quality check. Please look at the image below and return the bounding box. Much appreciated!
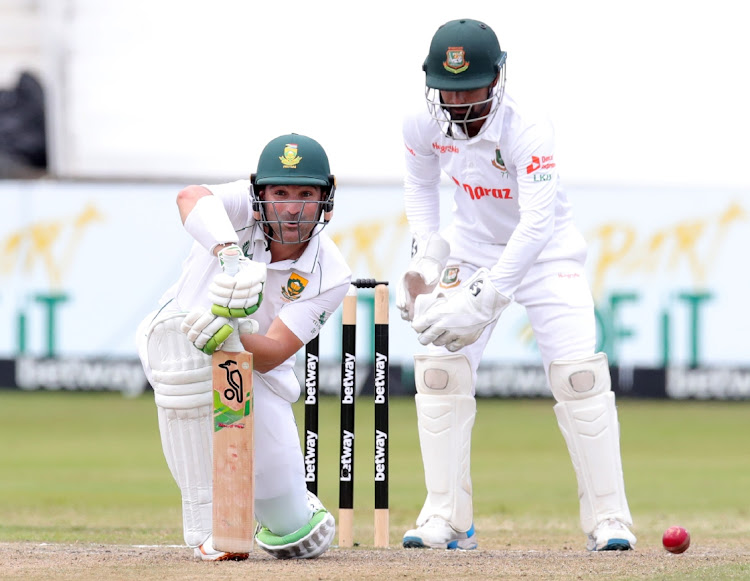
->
[193,534,249,561]
[402,516,477,550]
[587,519,636,551]
[255,491,335,559]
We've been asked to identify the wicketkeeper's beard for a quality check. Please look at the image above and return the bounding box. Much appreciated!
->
[446,100,491,123]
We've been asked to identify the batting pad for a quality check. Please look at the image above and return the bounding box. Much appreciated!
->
[554,392,632,533]
[157,404,214,547]
[146,313,213,408]
[147,313,214,547]
[414,393,476,532]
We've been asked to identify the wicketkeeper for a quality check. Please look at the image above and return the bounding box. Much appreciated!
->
[136,133,351,560]
[397,19,636,552]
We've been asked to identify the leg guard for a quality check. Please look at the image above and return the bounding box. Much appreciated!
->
[413,353,475,533]
[550,353,633,535]
[255,491,335,559]
[145,312,214,548]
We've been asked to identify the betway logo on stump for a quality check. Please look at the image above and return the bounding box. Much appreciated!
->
[340,429,354,481]
[341,353,355,403]
[374,429,387,481]
[304,352,318,404]
[374,352,387,403]
[304,430,318,482]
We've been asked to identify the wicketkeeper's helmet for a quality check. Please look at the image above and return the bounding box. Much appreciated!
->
[422,19,507,139]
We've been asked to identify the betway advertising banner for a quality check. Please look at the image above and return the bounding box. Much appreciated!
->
[0,180,747,398]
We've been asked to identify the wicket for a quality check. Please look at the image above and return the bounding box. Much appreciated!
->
[303,278,389,548]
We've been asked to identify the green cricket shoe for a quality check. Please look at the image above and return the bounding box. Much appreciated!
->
[255,491,335,559]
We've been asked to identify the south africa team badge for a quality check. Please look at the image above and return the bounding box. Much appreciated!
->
[282,272,308,301]
[279,143,302,168]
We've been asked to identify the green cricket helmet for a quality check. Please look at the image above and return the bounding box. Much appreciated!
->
[250,133,336,244]
[422,19,508,139]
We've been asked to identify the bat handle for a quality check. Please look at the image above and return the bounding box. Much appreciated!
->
[220,246,242,276]
[221,325,244,353]
[218,246,244,353]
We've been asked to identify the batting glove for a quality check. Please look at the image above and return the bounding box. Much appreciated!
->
[209,245,267,317]
[181,307,260,355]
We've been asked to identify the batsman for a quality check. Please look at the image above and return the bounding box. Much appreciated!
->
[397,19,636,552]
[136,133,351,560]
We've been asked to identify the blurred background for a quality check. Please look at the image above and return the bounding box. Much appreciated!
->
[1,0,748,399]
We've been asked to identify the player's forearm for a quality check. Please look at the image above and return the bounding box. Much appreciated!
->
[239,330,303,374]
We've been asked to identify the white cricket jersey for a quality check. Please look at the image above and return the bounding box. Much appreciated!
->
[159,179,352,401]
[402,92,587,298]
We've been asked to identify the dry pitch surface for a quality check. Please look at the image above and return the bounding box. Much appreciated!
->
[3,540,749,581]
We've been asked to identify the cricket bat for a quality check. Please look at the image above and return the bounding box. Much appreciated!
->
[212,248,254,552]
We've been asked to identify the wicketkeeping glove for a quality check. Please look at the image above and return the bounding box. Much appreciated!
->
[209,245,267,317]
[411,267,511,352]
[181,307,260,355]
[395,232,450,321]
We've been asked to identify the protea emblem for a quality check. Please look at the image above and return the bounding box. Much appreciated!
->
[282,272,308,301]
[280,143,302,168]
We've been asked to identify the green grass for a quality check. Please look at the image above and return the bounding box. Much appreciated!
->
[1,391,748,550]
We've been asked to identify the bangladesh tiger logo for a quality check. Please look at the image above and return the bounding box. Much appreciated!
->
[444,47,469,74]
[439,267,461,289]
[492,147,507,172]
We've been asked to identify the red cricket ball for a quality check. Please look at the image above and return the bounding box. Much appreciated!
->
[662,525,690,554]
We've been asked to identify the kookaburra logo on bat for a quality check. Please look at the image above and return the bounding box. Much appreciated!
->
[219,360,244,403]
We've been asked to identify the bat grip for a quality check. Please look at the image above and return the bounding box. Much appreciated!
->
[221,327,244,352]
[219,246,244,352]
[220,246,241,276]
